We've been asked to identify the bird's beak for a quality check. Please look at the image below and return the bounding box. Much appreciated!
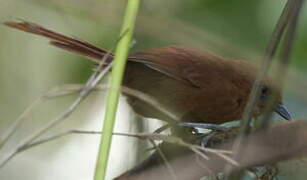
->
[275,104,292,120]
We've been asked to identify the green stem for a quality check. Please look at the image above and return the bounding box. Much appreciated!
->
[94,1,140,180]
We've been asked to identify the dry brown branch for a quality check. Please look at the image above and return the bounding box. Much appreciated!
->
[115,120,307,180]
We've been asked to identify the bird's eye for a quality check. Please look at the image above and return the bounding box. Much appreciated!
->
[260,86,269,99]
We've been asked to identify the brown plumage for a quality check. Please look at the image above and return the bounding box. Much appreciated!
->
[4,21,291,124]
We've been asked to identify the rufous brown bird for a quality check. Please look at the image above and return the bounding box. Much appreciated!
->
[4,21,292,126]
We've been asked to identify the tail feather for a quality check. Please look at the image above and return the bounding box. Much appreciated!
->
[50,41,107,64]
[4,21,112,63]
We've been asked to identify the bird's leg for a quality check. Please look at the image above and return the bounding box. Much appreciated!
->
[178,122,229,131]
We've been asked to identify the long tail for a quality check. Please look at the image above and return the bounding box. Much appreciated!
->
[4,21,113,64]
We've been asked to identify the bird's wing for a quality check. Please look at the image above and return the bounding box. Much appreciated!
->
[129,46,227,88]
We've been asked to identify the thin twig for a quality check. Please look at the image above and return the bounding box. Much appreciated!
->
[0,128,235,171]
[44,84,180,123]
[0,43,114,169]
[0,80,179,168]
[226,0,304,178]
[230,0,294,161]
[258,0,304,129]
[153,124,171,134]
[149,140,178,180]
[239,0,293,136]
[189,146,209,160]
[194,150,215,176]
[27,59,111,144]
[0,27,131,153]
[0,97,44,150]
[193,145,237,166]
[0,79,180,169]
[138,134,237,166]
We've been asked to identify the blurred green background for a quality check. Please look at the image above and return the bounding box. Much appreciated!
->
[0,0,307,179]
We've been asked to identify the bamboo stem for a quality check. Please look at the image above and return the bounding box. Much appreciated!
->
[94,1,141,179]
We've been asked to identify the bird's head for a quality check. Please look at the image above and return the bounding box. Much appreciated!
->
[229,60,292,121]
[257,80,292,120]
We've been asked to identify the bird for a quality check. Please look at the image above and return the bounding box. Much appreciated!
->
[4,21,292,127]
